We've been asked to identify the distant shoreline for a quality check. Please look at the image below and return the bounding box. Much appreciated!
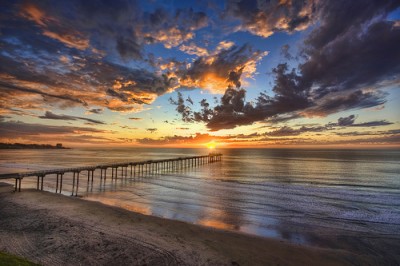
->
[0,143,69,149]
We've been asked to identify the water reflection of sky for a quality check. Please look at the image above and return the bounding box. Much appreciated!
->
[1,148,400,247]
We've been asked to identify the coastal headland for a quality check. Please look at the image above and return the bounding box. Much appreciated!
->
[0,183,391,266]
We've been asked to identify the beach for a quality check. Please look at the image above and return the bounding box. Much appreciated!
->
[0,183,395,266]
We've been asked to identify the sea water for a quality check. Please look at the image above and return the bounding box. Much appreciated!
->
[1,148,399,247]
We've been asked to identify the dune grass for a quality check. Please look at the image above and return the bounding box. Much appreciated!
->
[0,251,38,266]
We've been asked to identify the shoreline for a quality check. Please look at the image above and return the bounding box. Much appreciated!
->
[0,183,395,265]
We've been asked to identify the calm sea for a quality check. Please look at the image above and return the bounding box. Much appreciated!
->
[1,148,400,247]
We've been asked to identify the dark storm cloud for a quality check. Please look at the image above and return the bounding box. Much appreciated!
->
[14,0,142,59]
[143,7,208,48]
[172,63,311,131]
[106,89,129,102]
[39,111,105,125]
[269,0,400,117]
[225,0,316,37]
[337,115,356,126]
[169,92,193,123]
[0,81,87,106]
[116,35,142,60]
[172,0,400,130]
[0,0,208,116]
[0,33,177,111]
[301,7,400,101]
[305,90,388,116]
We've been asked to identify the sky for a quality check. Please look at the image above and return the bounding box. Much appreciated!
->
[0,0,399,148]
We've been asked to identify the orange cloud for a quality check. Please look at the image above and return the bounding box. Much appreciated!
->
[179,43,208,56]
[229,0,316,38]
[20,3,89,50]
[20,3,48,26]
[177,45,267,93]
[146,27,194,49]
[43,30,89,50]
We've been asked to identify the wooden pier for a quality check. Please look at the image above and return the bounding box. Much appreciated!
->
[0,153,222,195]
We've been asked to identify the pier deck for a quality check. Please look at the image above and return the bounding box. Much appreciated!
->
[0,153,222,194]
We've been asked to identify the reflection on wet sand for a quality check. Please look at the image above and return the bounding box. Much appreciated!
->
[1,147,399,260]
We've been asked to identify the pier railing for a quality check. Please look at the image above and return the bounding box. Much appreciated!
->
[0,153,222,195]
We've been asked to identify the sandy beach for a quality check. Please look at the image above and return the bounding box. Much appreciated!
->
[0,182,395,266]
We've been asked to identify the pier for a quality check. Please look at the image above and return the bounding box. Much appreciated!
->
[0,153,222,195]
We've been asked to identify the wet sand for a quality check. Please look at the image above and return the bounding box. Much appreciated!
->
[0,183,394,265]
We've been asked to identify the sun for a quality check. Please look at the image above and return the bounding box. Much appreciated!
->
[205,141,217,150]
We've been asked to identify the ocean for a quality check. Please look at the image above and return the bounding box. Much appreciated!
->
[1,147,400,248]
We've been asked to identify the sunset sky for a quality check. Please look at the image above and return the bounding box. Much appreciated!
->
[1,0,399,147]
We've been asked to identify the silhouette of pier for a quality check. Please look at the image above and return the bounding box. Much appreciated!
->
[0,153,222,195]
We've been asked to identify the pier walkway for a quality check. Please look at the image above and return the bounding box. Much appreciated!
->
[0,153,222,195]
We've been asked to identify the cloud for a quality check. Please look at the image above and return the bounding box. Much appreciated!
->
[20,2,90,50]
[179,43,209,56]
[146,128,157,133]
[120,125,138,130]
[135,127,400,146]
[0,120,105,138]
[116,35,142,60]
[226,0,316,37]
[334,114,393,127]
[171,1,400,130]
[0,38,178,113]
[0,1,212,117]
[0,81,87,107]
[331,134,400,145]
[128,117,142,121]
[336,129,400,137]
[136,133,223,145]
[87,108,103,114]
[280,44,293,60]
[177,44,267,93]
[298,1,400,102]
[143,8,208,48]
[136,132,263,145]
[263,114,395,137]
[262,113,303,125]
[17,0,142,59]
[265,125,328,137]
[350,120,394,127]
[337,115,356,126]
[39,111,105,124]
[171,63,311,131]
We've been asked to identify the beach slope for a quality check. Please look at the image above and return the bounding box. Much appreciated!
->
[0,184,376,265]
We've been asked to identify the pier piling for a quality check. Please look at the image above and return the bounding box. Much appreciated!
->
[2,154,222,196]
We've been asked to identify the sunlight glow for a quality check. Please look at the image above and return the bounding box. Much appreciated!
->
[206,141,217,150]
